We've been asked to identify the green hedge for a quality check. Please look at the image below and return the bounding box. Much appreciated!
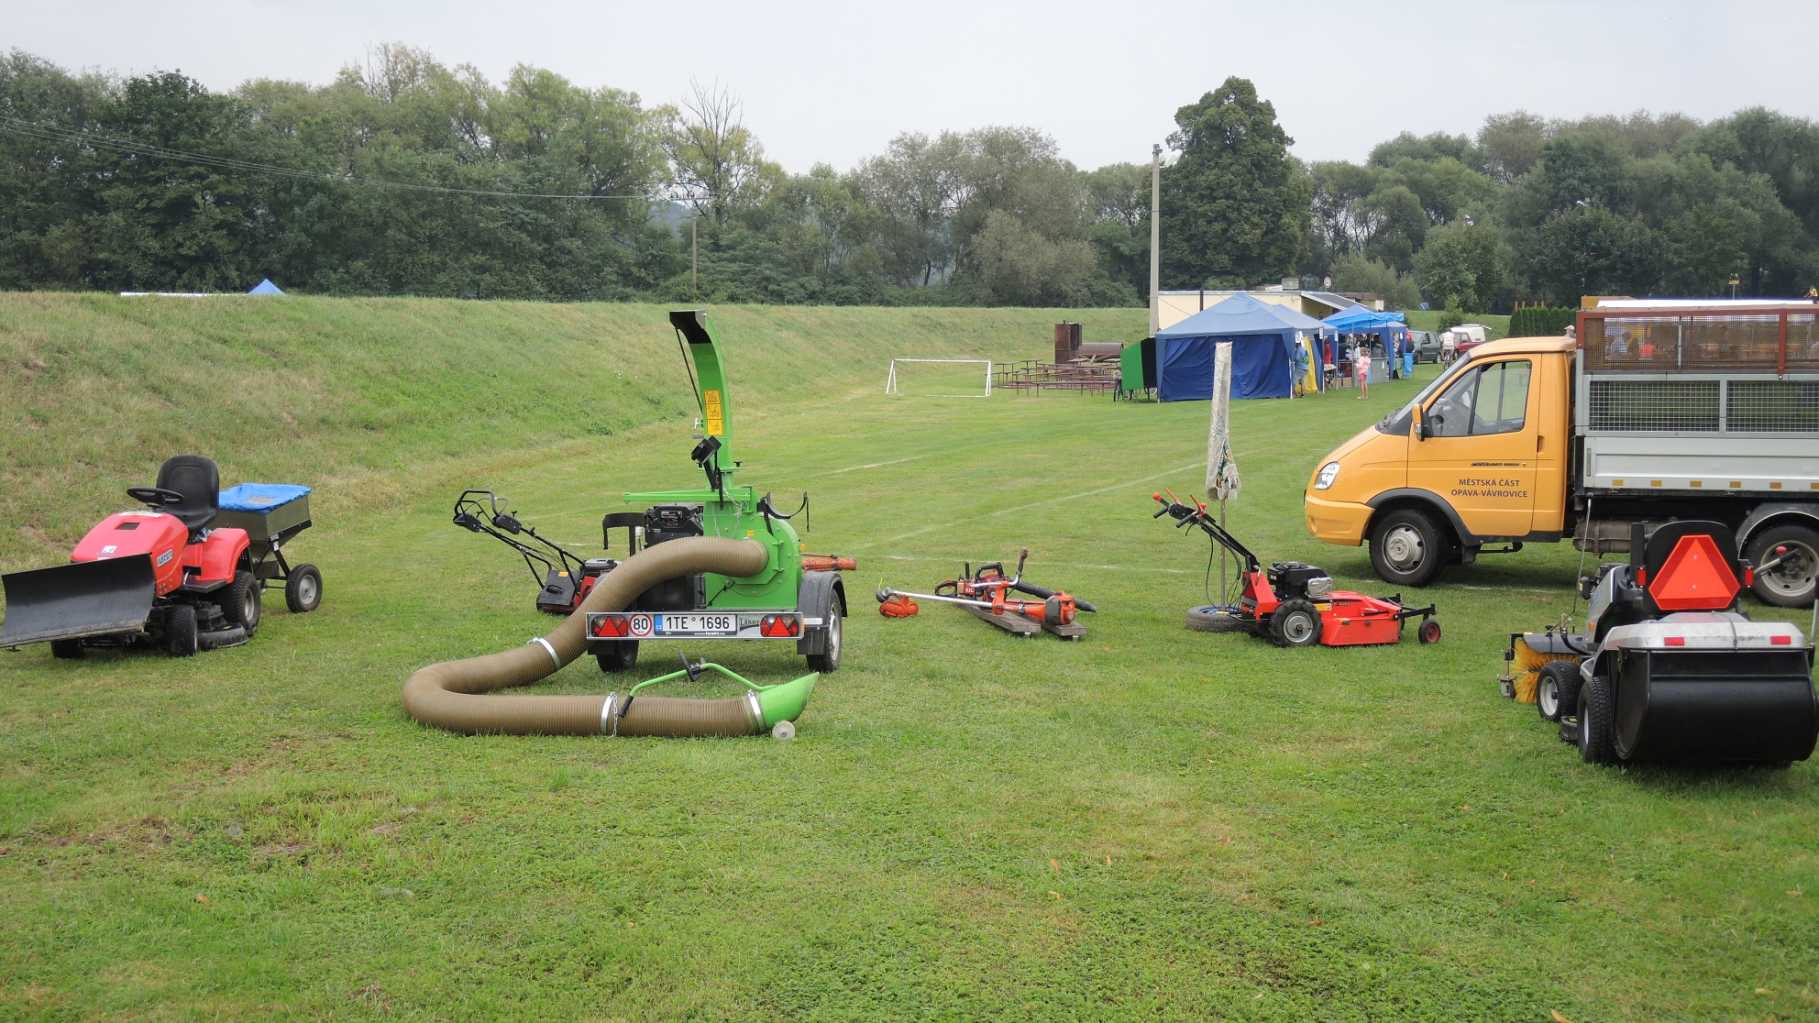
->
[1509,306,1577,337]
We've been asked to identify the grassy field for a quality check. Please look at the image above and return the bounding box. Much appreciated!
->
[1,296,1815,1021]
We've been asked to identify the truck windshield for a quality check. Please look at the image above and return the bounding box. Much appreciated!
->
[1378,357,1473,434]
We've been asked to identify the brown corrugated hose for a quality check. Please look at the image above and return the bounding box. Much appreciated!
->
[402,537,769,735]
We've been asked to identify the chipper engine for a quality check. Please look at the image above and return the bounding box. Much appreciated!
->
[1,455,322,658]
[1509,520,1817,766]
[1150,490,1439,647]
[453,310,850,675]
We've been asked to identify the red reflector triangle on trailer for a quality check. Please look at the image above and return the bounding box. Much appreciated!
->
[1647,534,1740,611]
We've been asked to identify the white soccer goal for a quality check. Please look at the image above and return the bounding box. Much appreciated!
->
[883,358,994,398]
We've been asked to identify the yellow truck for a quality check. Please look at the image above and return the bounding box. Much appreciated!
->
[1304,301,1819,606]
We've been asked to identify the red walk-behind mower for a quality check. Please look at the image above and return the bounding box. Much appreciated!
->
[1150,490,1440,648]
[0,455,322,658]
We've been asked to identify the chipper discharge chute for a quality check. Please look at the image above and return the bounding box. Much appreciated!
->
[1,558,156,649]
[1515,520,1818,766]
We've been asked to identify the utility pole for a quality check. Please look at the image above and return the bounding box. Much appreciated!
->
[691,217,699,300]
[1149,143,1162,337]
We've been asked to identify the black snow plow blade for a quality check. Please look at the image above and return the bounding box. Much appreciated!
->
[1,558,156,648]
[1615,650,1819,764]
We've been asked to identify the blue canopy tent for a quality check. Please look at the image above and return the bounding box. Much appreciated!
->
[1322,305,1411,380]
[1155,293,1333,401]
[1322,304,1409,352]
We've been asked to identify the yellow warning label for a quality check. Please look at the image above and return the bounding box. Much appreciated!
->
[703,389,724,436]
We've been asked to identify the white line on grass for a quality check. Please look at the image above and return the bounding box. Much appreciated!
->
[868,461,1204,546]
[808,455,924,477]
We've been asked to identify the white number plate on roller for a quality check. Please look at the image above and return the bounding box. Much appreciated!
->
[655,613,737,635]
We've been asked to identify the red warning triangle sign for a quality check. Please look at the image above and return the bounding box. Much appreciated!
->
[1647,534,1740,611]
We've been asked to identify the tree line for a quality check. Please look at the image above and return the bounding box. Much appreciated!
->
[2,47,1815,310]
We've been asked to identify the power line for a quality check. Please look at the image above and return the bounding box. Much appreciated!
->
[0,115,678,202]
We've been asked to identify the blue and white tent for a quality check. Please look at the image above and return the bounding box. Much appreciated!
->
[248,278,285,296]
[1322,304,1408,357]
[1155,293,1332,400]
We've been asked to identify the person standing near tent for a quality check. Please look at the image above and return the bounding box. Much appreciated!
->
[1291,333,1309,397]
[1354,336,1371,399]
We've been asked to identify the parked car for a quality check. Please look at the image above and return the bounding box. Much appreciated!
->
[1410,330,1442,363]
[1449,323,1490,355]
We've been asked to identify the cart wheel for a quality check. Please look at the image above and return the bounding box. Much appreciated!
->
[285,564,323,613]
[807,591,845,673]
[166,604,199,658]
[218,571,262,637]
[1270,599,1322,648]
[771,720,797,741]
[1417,617,1441,645]
[1536,660,1574,721]
[50,639,83,660]
[595,640,639,674]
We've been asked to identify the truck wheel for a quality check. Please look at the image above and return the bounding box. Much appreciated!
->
[808,591,845,673]
[165,605,199,658]
[1746,524,1818,608]
[1270,599,1322,648]
[1370,509,1446,588]
[595,641,638,674]
[50,639,83,660]
[217,571,262,637]
[285,564,323,613]
[1536,660,1577,722]
[1577,675,1616,764]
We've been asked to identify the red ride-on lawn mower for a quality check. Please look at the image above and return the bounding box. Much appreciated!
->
[1150,490,1440,648]
[0,455,322,658]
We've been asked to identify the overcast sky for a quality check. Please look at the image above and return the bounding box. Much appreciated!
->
[14,0,1819,172]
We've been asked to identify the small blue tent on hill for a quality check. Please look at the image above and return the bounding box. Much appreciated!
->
[1155,293,1332,400]
[248,278,284,296]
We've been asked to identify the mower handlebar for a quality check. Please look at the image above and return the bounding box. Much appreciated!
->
[1146,489,1262,570]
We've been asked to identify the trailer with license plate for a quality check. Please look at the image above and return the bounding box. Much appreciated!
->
[452,310,853,676]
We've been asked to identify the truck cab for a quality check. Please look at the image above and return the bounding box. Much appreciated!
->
[1305,337,1574,586]
[1306,302,1819,606]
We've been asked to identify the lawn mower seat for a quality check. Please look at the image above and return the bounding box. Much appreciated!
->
[1633,519,1743,614]
[154,454,221,539]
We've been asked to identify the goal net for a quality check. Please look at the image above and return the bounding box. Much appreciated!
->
[883,358,993,398]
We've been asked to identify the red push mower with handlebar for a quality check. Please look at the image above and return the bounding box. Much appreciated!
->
[1149,490,1440,648]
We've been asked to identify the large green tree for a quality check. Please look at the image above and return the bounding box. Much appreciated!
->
[1159,77,1309,287]
[1414,222,1510,311]
[1081,162,1149,297]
